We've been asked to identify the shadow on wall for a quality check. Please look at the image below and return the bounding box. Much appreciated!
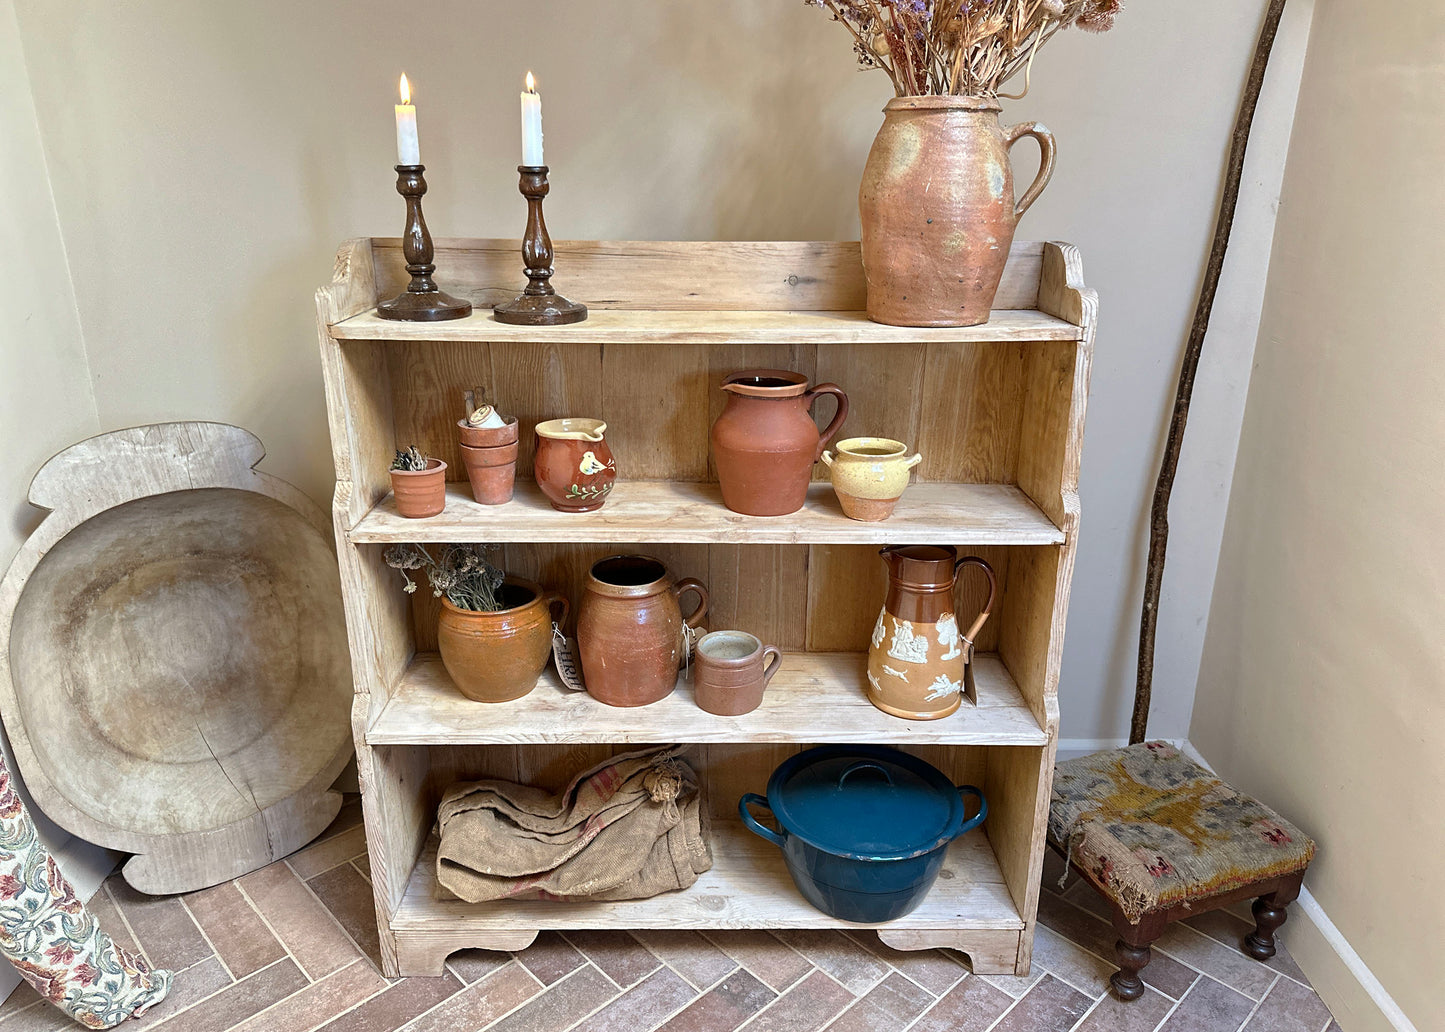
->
[656,3,882,240]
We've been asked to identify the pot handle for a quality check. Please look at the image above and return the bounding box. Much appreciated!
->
[1004,121,1056,220]
[673,577,710,629]
[820,450,835,467]
[805,383,850,459]
[837,761,894,789]
[544,591,570,629]
[954,785,988,836]
[739,793,787,848]
[953,556,997,646]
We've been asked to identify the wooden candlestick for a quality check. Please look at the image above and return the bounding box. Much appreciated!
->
[493,165,588,325]
[378,165,473,322]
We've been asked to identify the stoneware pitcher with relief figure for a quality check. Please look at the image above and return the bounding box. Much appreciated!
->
[711,370,849,517]
[866,546,996,720]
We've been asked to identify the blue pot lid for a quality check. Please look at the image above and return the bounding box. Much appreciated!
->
[767,745,964,861]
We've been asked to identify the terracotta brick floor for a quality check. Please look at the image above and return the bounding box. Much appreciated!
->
[0,800,1341,1032]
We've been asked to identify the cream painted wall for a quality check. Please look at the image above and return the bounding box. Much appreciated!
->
[1191,0,1445,1028]
[9,0,1307,741]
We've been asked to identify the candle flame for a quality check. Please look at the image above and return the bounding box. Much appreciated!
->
[525,70,536,93]
[399,73,411,106]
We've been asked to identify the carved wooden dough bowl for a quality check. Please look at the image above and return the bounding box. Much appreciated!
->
[0,423,353,893]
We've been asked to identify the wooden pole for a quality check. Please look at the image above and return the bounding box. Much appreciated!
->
[1131,0,1290,745]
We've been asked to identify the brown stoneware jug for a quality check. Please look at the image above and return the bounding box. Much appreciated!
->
[578,555,709,707]
[866,546,996,720]
[437,577,568,703]
[711,370,849,516]
[859,96,1056,327]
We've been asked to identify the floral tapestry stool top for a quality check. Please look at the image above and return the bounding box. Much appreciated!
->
[1047,741,1315,1001]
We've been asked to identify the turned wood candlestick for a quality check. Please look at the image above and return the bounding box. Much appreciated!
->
[378,165,472,322]
[493,165,587,325]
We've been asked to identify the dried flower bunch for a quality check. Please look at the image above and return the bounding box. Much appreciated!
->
[391,446,430,472]
[384,543,507,612]
[806,0,1123,97]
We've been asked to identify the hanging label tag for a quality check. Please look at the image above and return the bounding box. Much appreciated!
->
[552,623,586,691]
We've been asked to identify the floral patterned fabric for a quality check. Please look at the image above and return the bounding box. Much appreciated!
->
[1048,742,1315,923]
[0,759,171,1028]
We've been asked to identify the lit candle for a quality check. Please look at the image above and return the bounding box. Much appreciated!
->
[520,71,544,167]
[395,73,420,166]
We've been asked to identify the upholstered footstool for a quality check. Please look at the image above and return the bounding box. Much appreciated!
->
[1048,741,1315,1001]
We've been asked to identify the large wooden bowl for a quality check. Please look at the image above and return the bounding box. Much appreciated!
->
[0,423,353,893]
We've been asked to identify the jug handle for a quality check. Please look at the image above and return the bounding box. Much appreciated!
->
[954,556,997,644]
[805,383,850,459]
[1004,121,1056,220]
[672,577,710,629]
[543,591,570,629]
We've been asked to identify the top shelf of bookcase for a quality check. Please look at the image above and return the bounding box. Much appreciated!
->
[330,307,1084,344]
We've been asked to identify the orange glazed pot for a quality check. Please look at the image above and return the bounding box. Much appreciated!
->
[578,555,709,707]
[534,418,617,513]
[711,370,848,517]
[437,577,568,703]
[859,96,1056,327]
[390,458,447,518]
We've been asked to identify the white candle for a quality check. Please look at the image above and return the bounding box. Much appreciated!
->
[520,70,544,167]
[395,73,420,165]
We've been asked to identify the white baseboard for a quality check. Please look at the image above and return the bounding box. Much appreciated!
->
[1285,887,1419,1032]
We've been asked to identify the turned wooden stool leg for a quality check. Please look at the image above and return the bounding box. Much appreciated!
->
[1244,871,1303,961]
[1112,939,1152,1000]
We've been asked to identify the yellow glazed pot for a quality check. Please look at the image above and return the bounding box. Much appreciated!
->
[820,438,922,521]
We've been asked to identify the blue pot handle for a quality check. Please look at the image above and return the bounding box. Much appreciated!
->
[955,785,988,836]
[739,793,787,848]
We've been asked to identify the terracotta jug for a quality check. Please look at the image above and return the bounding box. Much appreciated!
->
[534,418,616,512]
[578,555,709,707]
[711,370,849,516]
[859,96,1056,327]
[866,546,996,720]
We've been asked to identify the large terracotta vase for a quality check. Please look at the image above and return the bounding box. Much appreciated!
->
[711,370,849,517]
[578,555,709,707]
[866,546,996,720]
[859,96,1056,327]
[437,577,568,703]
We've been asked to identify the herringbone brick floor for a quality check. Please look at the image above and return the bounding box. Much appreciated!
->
[0,799,1341,1032]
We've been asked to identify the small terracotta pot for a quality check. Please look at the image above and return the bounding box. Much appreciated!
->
[390,458,447,518]
[459,441,518,505]
[457,416,519,449]
[535,418,617,513]
[821,437,923,522]
[694,630,782,717]
[578,555,708,707]
[859,96,1056,326]
[437,577,568,703]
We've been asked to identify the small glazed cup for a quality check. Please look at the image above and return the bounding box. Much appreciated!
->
[694,630,782,716]
[390,458,447,518]
[820,437,922,522]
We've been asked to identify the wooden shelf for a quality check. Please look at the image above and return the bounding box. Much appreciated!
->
[349,481,1065,546]
[332,307,1084,345]
[368,652,1046,747]
[394,820,1024,934]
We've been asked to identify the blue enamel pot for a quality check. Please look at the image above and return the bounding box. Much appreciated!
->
[739,744,987,923]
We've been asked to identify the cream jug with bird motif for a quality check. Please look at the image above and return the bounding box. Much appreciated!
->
[866,546,996,720]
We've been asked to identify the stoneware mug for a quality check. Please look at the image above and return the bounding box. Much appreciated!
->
[694,630,782,716]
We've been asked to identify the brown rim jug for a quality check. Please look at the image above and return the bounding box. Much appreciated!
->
[711,370,849,517]
[865,546,996,720]
[578,555,709,707]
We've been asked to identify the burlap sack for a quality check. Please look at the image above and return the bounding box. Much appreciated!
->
[436,745,712,902]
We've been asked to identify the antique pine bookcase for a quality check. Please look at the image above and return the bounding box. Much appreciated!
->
[316,238,1094,978]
